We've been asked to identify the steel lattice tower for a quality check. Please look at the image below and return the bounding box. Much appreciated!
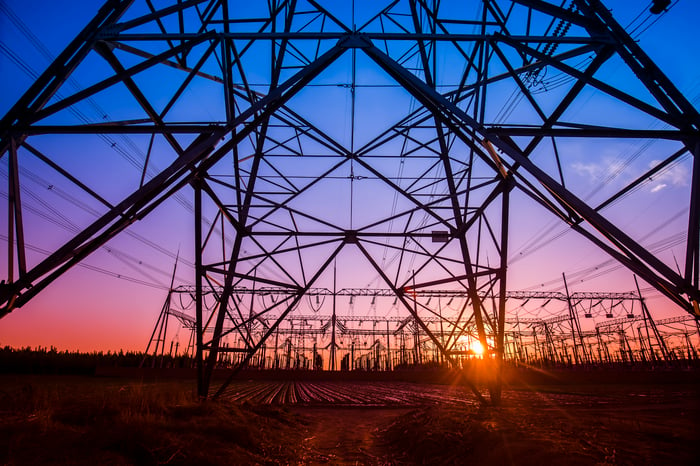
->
[1,0,699,401]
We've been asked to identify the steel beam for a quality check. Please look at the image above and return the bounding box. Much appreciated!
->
[0,39,348,314]
[2,0,699,406]
[360,39,699,314]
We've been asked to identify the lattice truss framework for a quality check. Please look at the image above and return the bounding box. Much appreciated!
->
[1,0,699,398]
[147,286,698,371]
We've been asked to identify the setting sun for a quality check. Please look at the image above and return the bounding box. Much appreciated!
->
[471,341,485,356]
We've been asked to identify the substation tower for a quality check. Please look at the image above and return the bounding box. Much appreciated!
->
[1,0,699,403]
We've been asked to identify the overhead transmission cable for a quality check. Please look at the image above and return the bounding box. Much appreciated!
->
[509,87,699,266]
[503,1,692,293]
[0,4,260,286]
[0,167,180,287]
[0,3,194,212]
[509,10,699,268]
[0,46,193,269]
[0,233,168,290]
[527,1,677,95]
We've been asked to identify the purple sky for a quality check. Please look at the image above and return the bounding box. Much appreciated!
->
[1,0,698,353]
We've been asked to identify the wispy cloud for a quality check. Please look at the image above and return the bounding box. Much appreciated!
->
[571,157,689,195]
[571,161,603,179]
[571,157,626,182]
[648,159,688,193]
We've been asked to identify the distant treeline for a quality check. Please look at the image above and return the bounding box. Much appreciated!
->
[0,346,193,374]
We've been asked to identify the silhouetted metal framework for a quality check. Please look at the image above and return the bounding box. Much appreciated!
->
[144,284,699,372]
[1,0,699,403]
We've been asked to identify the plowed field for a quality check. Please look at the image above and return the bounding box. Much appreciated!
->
[1,374,698,464]
[219,380,475,406]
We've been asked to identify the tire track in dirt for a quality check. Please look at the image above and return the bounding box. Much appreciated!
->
[295,408,410,465]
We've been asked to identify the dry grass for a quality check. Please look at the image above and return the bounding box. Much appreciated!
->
[0,375,305,465]
[381,405,600,465]
[380,387,700,465]
[2,376,698,465]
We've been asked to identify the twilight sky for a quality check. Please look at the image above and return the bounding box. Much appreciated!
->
[1,0,699,353]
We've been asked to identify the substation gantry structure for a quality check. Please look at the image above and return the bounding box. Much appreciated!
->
[143,283,700,372]
[1,0,700,403]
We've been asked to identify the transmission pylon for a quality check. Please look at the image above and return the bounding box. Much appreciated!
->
[1,0,699,403]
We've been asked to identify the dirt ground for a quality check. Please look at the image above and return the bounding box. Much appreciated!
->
[1,375,698,465]
[295,408,410,464]
[292,385,700,465]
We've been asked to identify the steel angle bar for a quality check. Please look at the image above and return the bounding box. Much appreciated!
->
[656,315,698,326]
[94,42,184,155]
[495,34,686,129]
[573,2,700,296]
[108,0,209,34]
[511,0,600,30]
[108,41,224,84]
[359,39,697,314]
[0,40,349,315]
[16,124,226,135]
[354,240,488,405]
[100,32,609,43]
[594,148,689,211]
[28,33,217,126]
[575,0,700,129]
[0,0,134,155]
[212,242,346,398]
[485,127,692,140]
[171,284,639,301]
[595,315,645,330]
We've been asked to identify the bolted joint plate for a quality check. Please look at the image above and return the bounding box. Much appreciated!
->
[344,230,359,244]
[338,33,372,49]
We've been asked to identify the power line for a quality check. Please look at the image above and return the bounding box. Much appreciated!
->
[0,233,168,291]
